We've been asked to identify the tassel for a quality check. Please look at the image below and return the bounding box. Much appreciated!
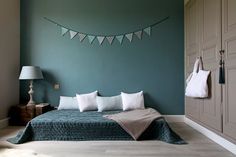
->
[219,60,225,84]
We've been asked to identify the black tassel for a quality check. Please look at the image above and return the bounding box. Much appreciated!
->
[219,60,225,84]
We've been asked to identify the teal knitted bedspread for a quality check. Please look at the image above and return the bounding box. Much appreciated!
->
[7,110,186,144]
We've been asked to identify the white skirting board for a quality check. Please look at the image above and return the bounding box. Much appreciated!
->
[185,117,236,155]
[0,118,9,129]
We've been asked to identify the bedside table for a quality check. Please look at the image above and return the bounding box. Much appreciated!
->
[9,103,53,126]
[9,105,35,126]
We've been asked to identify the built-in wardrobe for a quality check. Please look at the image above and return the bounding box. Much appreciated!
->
[185,0,236,143]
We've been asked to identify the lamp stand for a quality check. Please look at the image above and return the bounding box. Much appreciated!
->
[27,80,35,106]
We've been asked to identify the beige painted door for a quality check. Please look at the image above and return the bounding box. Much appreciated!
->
[222,0,236,140]
[198,0,222,132]
[185,0,201,121]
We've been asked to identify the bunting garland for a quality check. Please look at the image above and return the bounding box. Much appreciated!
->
[125,33,133,42]
[97,36,105,45]
[88,35,96,44]
[106,36,115,44]
[69,30,78,39]
[116,35,124,44]
[44,16,169,45]
[78,33,86,42]
[61,27,68,36]
[135,30,143,39]
[144,27,151,36]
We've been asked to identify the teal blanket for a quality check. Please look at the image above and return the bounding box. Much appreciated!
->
[8,110,186,144]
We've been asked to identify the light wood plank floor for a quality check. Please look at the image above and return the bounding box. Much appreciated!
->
[0,123,235,157]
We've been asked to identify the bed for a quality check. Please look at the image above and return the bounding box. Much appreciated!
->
[8,110,186,144]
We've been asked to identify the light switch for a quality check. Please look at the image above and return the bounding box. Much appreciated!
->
[54,84,60,90]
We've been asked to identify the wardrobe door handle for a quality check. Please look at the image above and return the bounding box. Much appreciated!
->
[219,50,225,55]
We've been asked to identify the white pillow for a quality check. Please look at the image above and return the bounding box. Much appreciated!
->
[97,95,122,112]
[121,91,145,111]
[58,96,79,110]
[76,91,98,112]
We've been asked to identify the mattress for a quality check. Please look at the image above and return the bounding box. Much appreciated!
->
[8,110,186,144]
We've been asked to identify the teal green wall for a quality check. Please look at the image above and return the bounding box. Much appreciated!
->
[20,0,184,114]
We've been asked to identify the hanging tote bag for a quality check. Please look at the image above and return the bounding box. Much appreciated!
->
[185,57,210,98]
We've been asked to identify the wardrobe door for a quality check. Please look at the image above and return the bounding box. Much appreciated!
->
[185,0,201,121]
[199,0,222,132]
[222,0,236,140]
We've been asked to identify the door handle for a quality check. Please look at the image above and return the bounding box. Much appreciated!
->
[219,50,225,55]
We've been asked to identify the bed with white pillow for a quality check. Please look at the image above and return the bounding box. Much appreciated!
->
[8,91,186,145]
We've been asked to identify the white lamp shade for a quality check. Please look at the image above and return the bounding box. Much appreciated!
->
[19,66,44,80]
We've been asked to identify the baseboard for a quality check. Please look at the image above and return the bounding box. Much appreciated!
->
[185,117,236,155]
[0,118,9,129]
[163,115,185,122]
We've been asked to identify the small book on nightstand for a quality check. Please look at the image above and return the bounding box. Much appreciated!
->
[35,103,51,116]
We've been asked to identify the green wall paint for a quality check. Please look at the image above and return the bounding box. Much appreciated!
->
[20,0,184,114]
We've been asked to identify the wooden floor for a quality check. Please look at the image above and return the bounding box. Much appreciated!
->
[0,123,235,157]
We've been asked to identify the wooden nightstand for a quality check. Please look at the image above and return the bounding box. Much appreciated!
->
[9,105,35,126]
[9,103,53,126]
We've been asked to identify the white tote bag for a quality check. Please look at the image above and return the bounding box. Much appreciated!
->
[185,57,210,98]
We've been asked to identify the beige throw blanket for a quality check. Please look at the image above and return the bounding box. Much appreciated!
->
[104,108,162,140]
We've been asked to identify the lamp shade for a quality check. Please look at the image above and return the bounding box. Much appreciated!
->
[19,66,44,80]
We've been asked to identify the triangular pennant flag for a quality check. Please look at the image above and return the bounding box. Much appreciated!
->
[144,27,151,36]
[88,35,96,44]
[97,36,105,45]
[125,33,133,42]
[69,30,78,39]
[106,36,115,45]
[61,27,69,36]
[78,33,86,42]
[134,30,143,39]
[116,35,124,44]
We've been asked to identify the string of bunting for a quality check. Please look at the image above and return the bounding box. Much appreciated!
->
[44,16,169,45]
